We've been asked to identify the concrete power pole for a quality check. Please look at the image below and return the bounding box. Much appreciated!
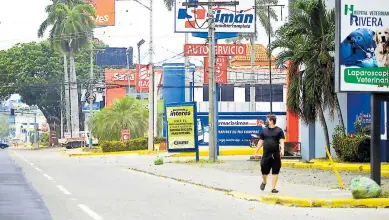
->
[89,33,94,148]
[148,0,154,151]
[207,0,216,161]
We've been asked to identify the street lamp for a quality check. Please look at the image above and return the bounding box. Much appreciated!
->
[137,39,145,128]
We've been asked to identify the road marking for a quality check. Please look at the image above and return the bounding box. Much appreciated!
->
[56,185,72,195]
[34,167,43,172]
[12,151,29,162]
[30,162,34,166]
[78,204,103,220]
[43,174,54,181]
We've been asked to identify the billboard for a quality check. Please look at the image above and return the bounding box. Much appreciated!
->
[336,0,389,92]
[88,0,116,26]
[184,44,247,56]
[197,112,286,146]
[104,69,136,86]
[96,47,131,67]
[174,0,256,33]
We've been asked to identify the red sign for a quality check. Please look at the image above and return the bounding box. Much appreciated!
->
[121,129,130,142]
[184,44,247,56]
[204,56,228,84]
[135,65,163,93]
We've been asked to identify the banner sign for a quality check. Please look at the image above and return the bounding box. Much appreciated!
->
[166,102,198,152]
[197,112,286,146]
[135,65,163,93]
[184,44,247,56]
[87,0,116,26]
[336,0,389,92]
[204,56,228,84]
[174,0,256,33]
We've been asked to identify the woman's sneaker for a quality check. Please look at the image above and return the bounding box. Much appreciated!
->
[271,189,279,193]
[260,182,266,191]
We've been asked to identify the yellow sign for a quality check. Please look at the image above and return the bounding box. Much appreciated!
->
[166,105,195,149]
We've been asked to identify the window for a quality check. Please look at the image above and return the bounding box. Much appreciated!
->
[203,84,234,101]
[245,84,284,102]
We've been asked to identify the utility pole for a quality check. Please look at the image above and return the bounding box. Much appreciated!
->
[148,0,154,151]
[257,4,285,114]
[60,86,64,138]
[89,32,94,148]
[183,0,239,161]
[250,6,257,112]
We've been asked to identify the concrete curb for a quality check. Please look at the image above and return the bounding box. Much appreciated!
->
[67,150,161,157]
[281,161,389,177]
[260,195,389,208]
[168,148,259,157]
[127,167,389,208]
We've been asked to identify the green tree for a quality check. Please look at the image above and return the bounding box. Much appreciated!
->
[0,41,103,133]
[88,97,148,141]
[38,1,95,136]
[0,115,9,138]
[271,0,343,153]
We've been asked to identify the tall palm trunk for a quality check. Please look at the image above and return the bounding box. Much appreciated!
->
[69,47,80,137]
[334,94,345,131]
[63,54,71,133]
[318,103,331,158]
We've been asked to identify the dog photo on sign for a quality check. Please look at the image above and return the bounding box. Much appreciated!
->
[374,28,389,67]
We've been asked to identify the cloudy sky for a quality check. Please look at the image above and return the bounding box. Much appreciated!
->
[0,0,294,66]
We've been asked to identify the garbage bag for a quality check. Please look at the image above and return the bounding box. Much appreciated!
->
[154,156,164,165]
[350,176,381,199]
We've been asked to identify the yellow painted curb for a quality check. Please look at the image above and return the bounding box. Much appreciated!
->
[67,150,154,157]
[169,148,260,157]
[260,195,389,208]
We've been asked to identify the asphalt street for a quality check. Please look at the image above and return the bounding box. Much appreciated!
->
[4,147,389,220]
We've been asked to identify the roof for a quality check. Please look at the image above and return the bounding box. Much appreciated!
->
[231,44,276,63]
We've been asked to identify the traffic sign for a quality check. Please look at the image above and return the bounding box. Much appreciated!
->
[184,44,247,56]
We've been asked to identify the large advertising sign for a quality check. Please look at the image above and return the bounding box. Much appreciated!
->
[87,0,116,26]
[135,65,163,93]
[184,44,247,56]
[197,112,286,146]
[166,103,198,152]
[336,0,389,92]
[174,0,256,33]
[105,69,136,86]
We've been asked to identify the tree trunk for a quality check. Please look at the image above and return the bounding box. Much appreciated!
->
[318,103,331,158]
[63,54,71,134]
[69,47,80,137]
[335,94,345,131]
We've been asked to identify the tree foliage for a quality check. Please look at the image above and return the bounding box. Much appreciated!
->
[0,41,104,131]
[88,97,148,141]
[271,0,341,151]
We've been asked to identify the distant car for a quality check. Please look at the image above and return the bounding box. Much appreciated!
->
[0,143,9,149]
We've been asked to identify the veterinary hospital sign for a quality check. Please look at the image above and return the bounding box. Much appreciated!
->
[336,0,389,92]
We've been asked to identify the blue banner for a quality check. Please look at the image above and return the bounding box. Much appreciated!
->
[197,112,286,147]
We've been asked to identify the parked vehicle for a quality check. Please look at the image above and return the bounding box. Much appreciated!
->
[0,142,9,149]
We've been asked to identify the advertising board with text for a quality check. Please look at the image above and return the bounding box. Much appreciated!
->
[197,113,286,146]
[337,0,389,92]
[174,0,256,33]
[87,0,115,26]
[135,65,163,93]
[184,44,247,56]
[204,56,228,84]
[104,69,136,86]
[166,105,196,150]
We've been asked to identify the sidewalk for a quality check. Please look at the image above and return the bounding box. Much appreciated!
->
[0,149,52,220]
[125,156,389,208]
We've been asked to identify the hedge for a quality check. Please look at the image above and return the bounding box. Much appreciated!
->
[101,136,166,152]
[332,121,370,162]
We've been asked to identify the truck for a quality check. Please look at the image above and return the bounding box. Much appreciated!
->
[58,131,98,149]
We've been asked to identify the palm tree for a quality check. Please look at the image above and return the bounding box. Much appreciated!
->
[271,0,343,153]
[38,0,85,136]
[164,0,174,11]
[38,1,95,137]
[88,97,148,141]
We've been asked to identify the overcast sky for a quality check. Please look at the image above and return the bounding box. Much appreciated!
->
[0,0,293,66]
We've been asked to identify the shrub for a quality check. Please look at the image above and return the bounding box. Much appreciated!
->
[39,133,49,146]
[101,136,166,152]
[332,120,370,162]
[100,141,126,152]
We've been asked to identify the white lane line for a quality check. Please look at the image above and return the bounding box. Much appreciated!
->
[78,204,103,220]
[35,167,43,172]
[56,185,72,195]
[12,151,29,162]
[29,162,34,166]
[43,174,54,181]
